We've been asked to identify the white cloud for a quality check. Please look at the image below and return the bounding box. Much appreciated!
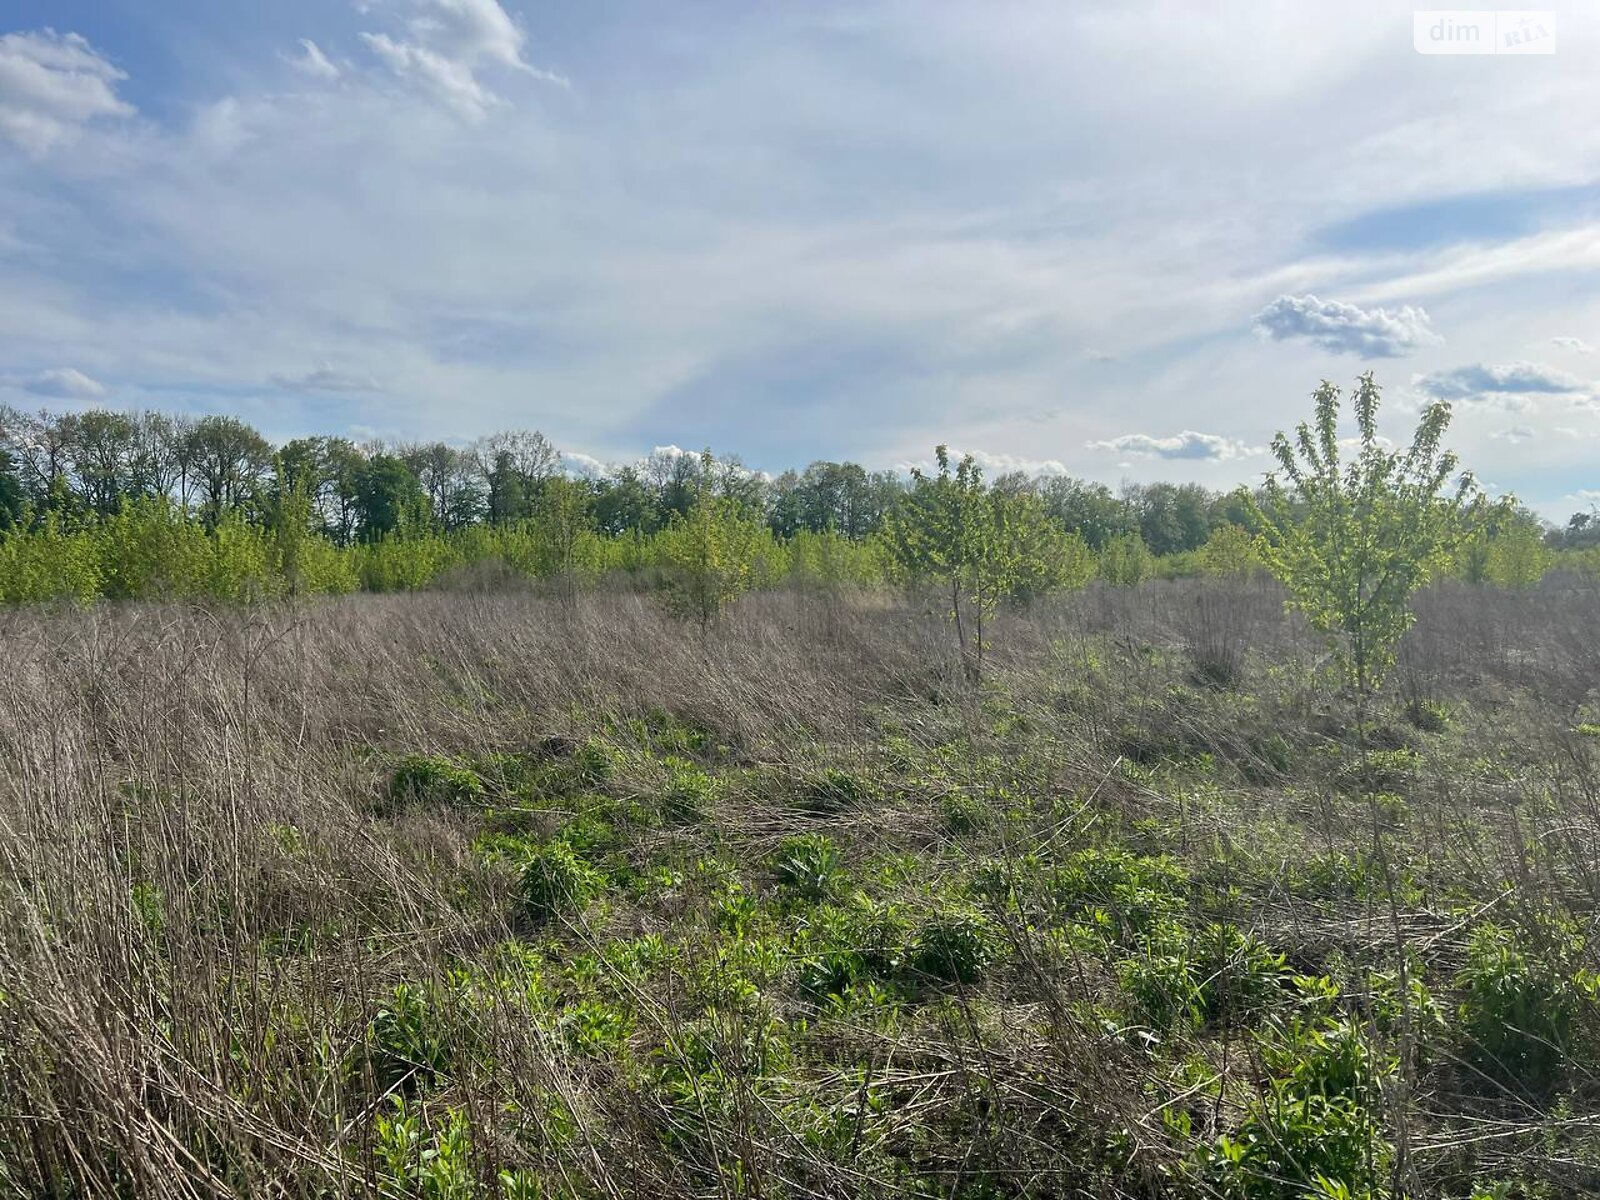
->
[1551,336,1595,355]
[1252,293,1441,358]
[6,366,107,399]
[560,450,607,479]
[289,39,340,81]
[271,365,383,393]
[2,2,1599,520]
[895,448,1070,477]
[0,29,134,152]
[1412,361,1588,409]
[1086,431,1261,462]
[966,449,1069,476]
[1491,425,1537,445]
[359,0,565,120]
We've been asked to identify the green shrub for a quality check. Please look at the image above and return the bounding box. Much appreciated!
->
[560,998,633,1058]
[1192,922,1288,1025]
[1457,923,1583,1093]
[374,1097,475,1199]
[388,754,485,810]
[1051,847,1189,939]
[1098,532,1151,587]
[574,736,620,784]
[796,949,866,999]
[770,833,845,901]
[1205,1018,1390,1199]
[797,767,877,814]
[1119,945,1202,1033]
[908,912,994,985]
[939,791,991,835]
[367,984,450,1094]
[518,841,603,924]
[660,756,716,823]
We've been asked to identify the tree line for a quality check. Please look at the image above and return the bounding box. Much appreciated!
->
[0,401,1591,609]
[0,404,1340,549]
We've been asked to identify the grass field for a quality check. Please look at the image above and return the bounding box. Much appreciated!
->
[1,578,1597,1198]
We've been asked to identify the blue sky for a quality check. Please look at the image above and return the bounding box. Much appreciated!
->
[1,1,1597,518]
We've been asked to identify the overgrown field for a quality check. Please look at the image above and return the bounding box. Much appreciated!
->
[0,579,1597,1198]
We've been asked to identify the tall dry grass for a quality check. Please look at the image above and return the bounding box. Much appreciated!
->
[0,577,1595,1196]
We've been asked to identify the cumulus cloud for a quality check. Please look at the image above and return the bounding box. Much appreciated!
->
[6,366,107,399]
[0,29,134,152]
[271,365,382,393]
[894,449,1071,477]
[1551,336,1595,355]
[1086,431,1261,462]
[560,450,607,479]
[1252,293,1441,358]
[289,38,340,81]
[1412,361,1588,409]
[359,0,565,120]
[965,449,1069,476]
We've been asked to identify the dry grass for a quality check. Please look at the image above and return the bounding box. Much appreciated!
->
[0,580,1597,1197]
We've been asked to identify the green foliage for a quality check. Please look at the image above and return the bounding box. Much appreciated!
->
[769,833,845,900]
[0,448,23,531]
[1249,373,1480,694]
[655,455,773,630]
[518,841,604,924]
[1097,531,1151,586]
[908,911,994,984]
[886,446,1088,680]
[659,755,717,823]
[1456,923,1585,1093]
[573,736,620,784]
[797,767,878,814]
[787,528,889,590]
[1050,847,1190,940]
[1484,513,1552,588]
[367,984,450,1094]
[938,791,992,834]
[1205,1017,1391,1199]
[388,754,486,810]
[1199,523,1262,578]
[0,511,101,603]
[374,1098,476,1199]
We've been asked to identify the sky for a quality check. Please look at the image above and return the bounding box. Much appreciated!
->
[1,1,1598,518]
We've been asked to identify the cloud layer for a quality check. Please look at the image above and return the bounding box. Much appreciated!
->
[1252,294,1442,358]
[1412,361,1588,408]
[0,29,133,151]
[359,0,562,119]
[6,367,108,399]
[1086,431,1260,462]
[271,365,383,393]
[1,3,1598,520]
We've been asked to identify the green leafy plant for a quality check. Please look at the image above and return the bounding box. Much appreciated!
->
[659,756,716,823]
[1248,372,1481,696]
[1457,923,1583,1093]
[367,984,450,1094]
[885,445,1087,681]
[374,1098,476,1199]
[518,841,604,924]
[908,911,994,985]
[797,767,878,814]
[388,754,485,810]
[1205,1017,1391,1199]
[655,453,773,632]
[769,832,845,901]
